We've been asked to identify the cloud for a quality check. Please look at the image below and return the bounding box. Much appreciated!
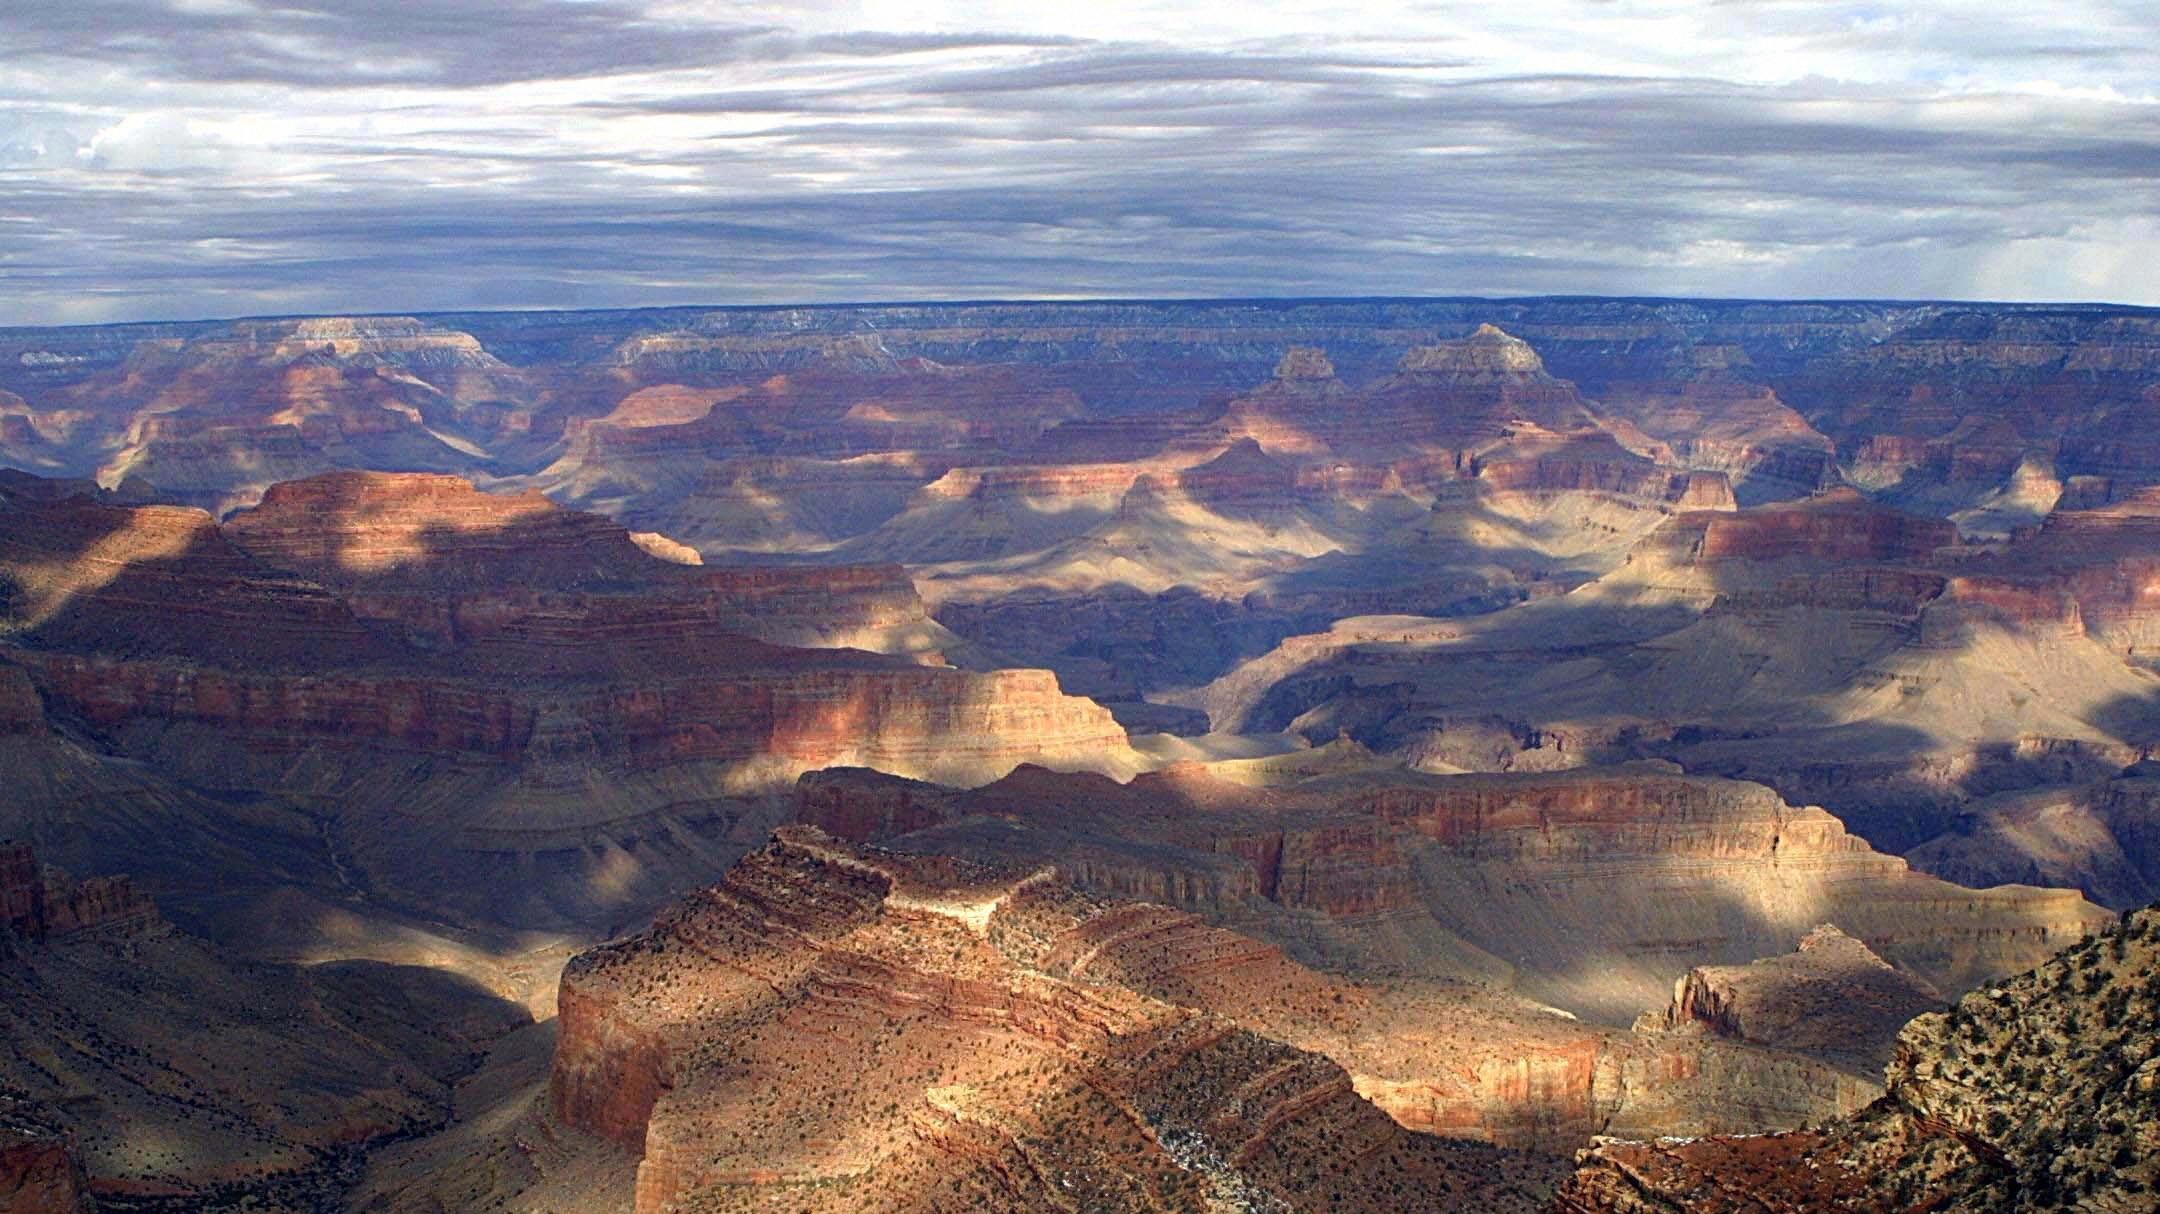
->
[0,0,2156,324]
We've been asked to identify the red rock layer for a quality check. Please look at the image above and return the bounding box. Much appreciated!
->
[4,473,1135,791]
[1678,488,1956,565]
[0,1125,92,1214]
[1961,486,2160,660]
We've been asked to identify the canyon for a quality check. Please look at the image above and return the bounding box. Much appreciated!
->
[2,297,2158,1211]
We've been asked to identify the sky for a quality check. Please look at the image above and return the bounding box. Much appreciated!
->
[2,0,2157,325]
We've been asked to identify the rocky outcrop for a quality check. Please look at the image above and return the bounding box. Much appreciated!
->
[1639,926,1942,1071]
[1550,903,2160,1213]
[551,828,1552,1213]
[1399,324,1551,379]
[0,1108,93,1214]
[0,843,156,946]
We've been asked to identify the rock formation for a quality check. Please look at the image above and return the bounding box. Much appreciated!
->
[551,827,1554,1213]
[0,843,157,946]
[1550,902,2160,1213]
[794,763,2104,1030]
[0,1099,93,1214]
[0,470,1141,931]
[1637,926,1943,1072]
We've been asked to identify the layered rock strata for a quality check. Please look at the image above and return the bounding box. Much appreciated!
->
[0,472,1139,930]
[551,828,1554,1213]
[797,764,2103,1023]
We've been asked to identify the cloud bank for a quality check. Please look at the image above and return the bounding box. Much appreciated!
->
[2,0,2156,324]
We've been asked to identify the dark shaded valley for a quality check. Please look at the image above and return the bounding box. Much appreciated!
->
[3,298,2158,1212]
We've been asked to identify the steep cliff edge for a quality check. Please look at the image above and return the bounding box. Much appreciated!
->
[1551,902,2159,1213]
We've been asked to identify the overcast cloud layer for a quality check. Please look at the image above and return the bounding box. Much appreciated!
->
[2,0,2157,325]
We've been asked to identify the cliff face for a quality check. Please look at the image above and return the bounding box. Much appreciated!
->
[799,764,2103,1025]
[0,471,1139,932]
[1550,903,2160,1214]
[550,828,1554,1214]
[0,842,156,946]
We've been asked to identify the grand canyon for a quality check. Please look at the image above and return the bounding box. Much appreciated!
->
[2,298,2157,1212]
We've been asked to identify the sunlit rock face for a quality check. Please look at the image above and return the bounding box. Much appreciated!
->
[792,764,2105,1028]
[552,828,1893,1212]
[550,827,1562,1214]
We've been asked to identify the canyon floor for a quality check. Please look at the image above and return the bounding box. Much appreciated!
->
[2,298,2158,1211]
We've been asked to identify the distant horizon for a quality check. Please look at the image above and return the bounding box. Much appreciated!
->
[7,289,2160,335]
[5,2,2153,327]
